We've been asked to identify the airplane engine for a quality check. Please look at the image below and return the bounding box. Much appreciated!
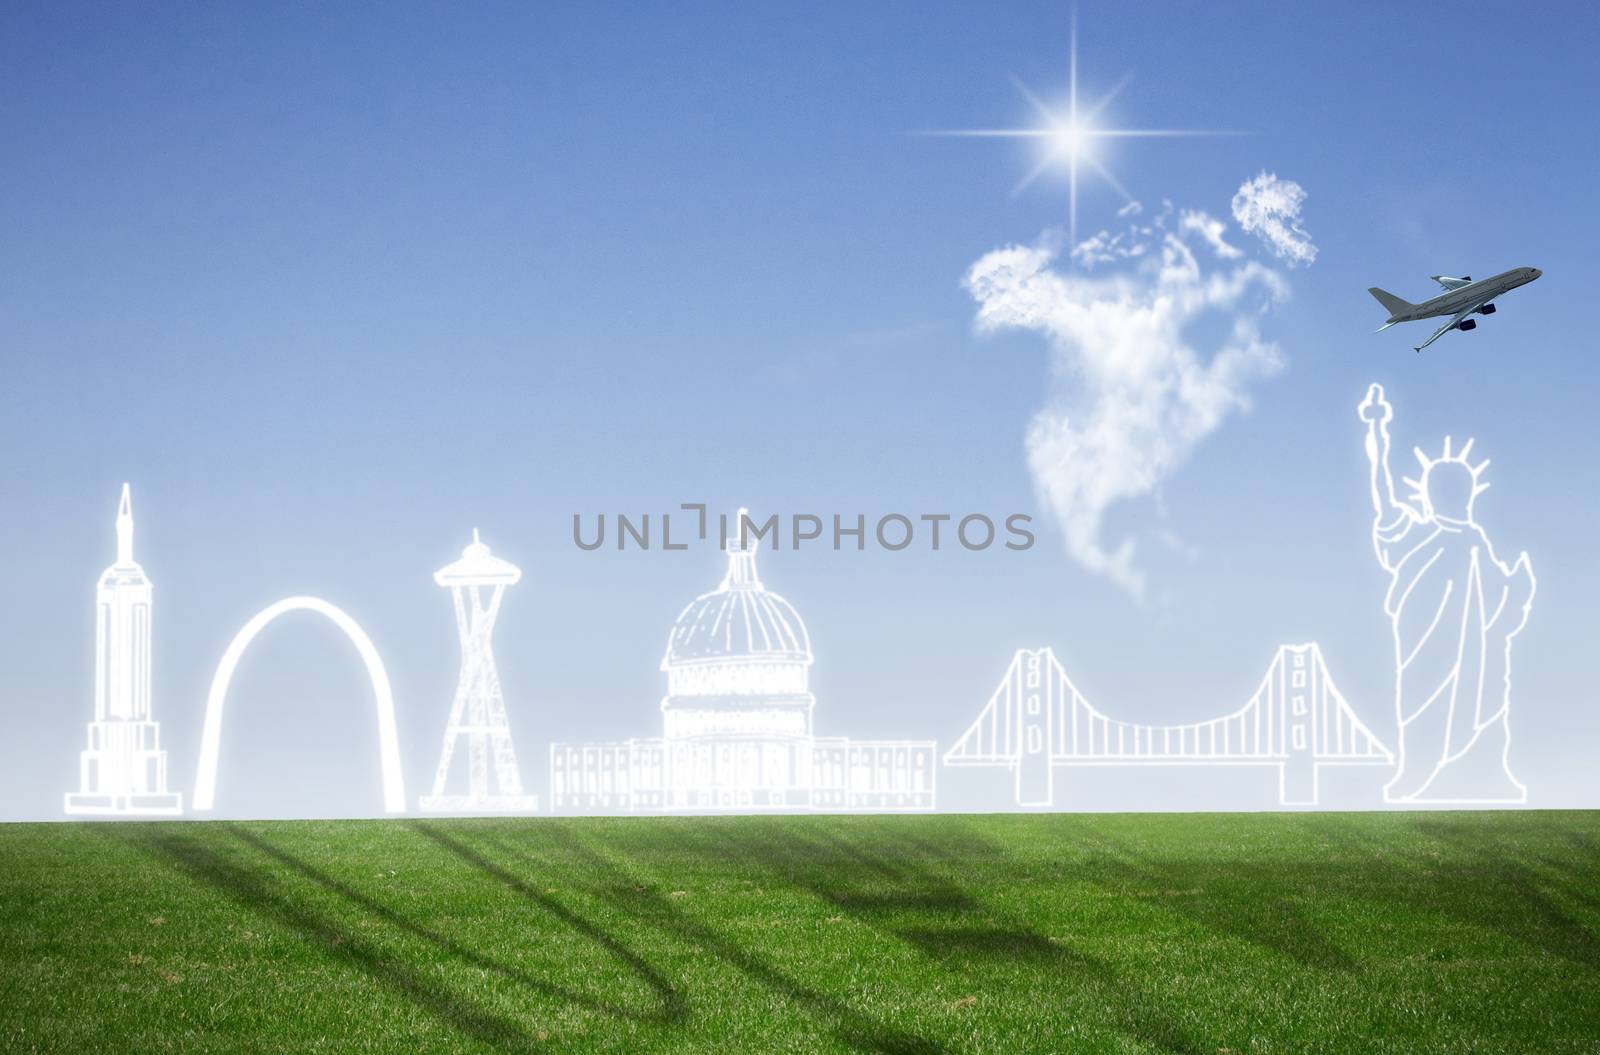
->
[1459,319,1478,331]
[1480,303,1497,314]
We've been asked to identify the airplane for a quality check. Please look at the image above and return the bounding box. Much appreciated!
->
[1368,266,1542,352]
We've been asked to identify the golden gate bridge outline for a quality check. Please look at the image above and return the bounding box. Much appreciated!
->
[944,643,1393,806]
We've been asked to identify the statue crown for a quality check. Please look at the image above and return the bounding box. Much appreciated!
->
[1404,435,1490,520]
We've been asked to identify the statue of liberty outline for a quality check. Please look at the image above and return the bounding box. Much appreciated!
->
[1359,382,1535,803]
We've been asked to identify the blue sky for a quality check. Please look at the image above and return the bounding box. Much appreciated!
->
[2,1,1596,818]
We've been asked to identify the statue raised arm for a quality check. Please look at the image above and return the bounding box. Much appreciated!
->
[1357,383,1409,527]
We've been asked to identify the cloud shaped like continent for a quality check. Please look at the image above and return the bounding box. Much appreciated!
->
[964,231,1287,596]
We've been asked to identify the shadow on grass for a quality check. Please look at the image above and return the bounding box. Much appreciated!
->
[1070,829,1363,975]
[129,826,542,1051]
[455,821,947,1055]
[1403,815,1600,971]
[235,824,686,1023]
[896,926,1070,963]
[404,822,688,1021]
[1069,814,1600,978]
[1537,826,1600,915]
[616,818,1206,1055]
[770,822,1208,1055]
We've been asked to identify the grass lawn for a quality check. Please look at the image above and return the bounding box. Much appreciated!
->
[1,811,1596,1053]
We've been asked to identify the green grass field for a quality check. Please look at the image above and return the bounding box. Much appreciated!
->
[2,812,1597,1053]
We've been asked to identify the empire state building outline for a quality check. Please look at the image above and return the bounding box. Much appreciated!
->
[64,485,182,815]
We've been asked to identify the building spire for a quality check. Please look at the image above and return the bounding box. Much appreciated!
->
[722,507,762,591]
[116,483,134,565]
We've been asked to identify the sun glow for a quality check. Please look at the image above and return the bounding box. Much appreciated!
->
[919,16,1239,248]
[1043,115,1094,168]
[1049,119,1092,160]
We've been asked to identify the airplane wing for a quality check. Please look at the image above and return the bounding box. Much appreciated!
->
[1413,295,1492,352]
[1431,274,1473,291]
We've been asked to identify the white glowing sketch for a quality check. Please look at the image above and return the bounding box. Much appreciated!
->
[1359,383,1535,804]
[420,531,537,813]
[192,596,405,813]
[945,643,1392,807]
[551,510,936,812]
[65,485,183,816]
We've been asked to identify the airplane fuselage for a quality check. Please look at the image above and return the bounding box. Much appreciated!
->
[1369,265,1542,352]
[1388,266,1541,322]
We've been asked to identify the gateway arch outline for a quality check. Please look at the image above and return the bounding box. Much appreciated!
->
[192,596,406,813]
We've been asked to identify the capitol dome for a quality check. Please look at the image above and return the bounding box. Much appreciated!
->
[662,518,812,669]
[660,514,814,722]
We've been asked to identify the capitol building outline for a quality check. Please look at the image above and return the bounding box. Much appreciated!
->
[550,510,938,812]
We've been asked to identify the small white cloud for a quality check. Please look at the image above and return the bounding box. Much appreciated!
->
[966,218,1288,597]
[1179,209,1242,259]
[1231,172,1317,266]
[1117,200,1144,218]
[1070,228,1149,269]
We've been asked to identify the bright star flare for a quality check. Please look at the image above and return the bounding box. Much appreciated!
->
[919,18,1242,248]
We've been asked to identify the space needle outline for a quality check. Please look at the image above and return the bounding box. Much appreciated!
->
[420,529,538,812]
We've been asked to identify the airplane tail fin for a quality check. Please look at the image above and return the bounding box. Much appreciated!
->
[1368,287,1415,319]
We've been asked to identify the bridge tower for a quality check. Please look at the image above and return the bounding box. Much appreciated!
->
[1015,650,1054,806]
[1280,646,1318,805]
[420,531,538,813]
